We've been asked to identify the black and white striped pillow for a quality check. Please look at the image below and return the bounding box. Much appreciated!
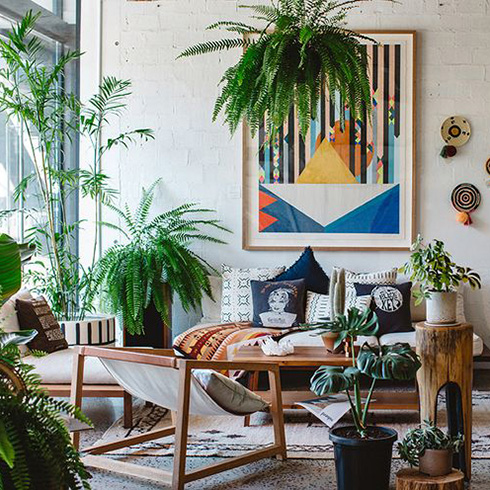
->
[305,291,372,324]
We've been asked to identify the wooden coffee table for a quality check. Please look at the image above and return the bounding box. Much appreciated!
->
[232,346,419,426]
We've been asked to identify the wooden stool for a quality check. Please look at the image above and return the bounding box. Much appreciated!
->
[396,468,464,490]
[416,322,473,480]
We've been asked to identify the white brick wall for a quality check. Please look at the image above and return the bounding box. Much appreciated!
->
[99,0,490,344]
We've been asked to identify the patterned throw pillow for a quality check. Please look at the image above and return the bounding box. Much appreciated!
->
[354,282,413,335]
[334,267,398,312]
[221,265,285,323]
[305,291,372,324]
[16,297,68,353]
[251,279,306,328]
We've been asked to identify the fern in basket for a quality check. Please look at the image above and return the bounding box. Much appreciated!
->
[179,0,381,138]
[92,181,229,336]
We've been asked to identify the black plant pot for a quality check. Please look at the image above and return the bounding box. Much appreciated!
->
[330,426,397,490]
[123,301,171,348]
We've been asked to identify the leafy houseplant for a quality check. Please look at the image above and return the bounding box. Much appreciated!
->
[310,307,421,490]
[401,236,481,325]
[178,0,377,138]
[0,237,91,489]
[93,181,228,345]
[0,12,153,322]
[398,420,463,477]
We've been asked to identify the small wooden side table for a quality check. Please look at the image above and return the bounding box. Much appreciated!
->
[416,322,473,480]
[396,468,464,490]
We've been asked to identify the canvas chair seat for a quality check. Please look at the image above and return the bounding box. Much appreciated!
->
[101,358,238,416]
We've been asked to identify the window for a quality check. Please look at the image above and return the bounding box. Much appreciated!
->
[0,1,80,240]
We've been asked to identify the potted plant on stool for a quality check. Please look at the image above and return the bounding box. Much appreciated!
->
[398,420,464,477]
[310,308,421,490]
[401,236,481,325]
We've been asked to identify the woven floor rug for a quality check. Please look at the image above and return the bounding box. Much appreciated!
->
[95,391,490,460]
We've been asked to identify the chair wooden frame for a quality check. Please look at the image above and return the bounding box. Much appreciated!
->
[70,346,287,490]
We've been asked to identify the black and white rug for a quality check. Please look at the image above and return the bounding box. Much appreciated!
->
[94,391,490,460]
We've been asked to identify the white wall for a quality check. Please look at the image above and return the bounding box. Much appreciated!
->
[97,0,490,345]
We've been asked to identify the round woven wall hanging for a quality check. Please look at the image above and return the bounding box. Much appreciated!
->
[485,158,490,176]
[441,116,471,147]
[451,183,481,226]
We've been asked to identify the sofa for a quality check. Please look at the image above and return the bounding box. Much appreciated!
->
[191,276,485,357]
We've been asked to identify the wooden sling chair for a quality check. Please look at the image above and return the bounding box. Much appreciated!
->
[70,346,287,490]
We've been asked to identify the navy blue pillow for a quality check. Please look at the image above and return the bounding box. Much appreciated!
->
[273,247,329,294]
[354,282,413,336]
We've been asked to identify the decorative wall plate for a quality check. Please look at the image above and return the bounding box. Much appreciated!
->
[451,183,481,226]
[485,158,490,176]
[451,183,481,212]
[441,116,471,147]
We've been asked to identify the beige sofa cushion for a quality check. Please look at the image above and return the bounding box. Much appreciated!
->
[26,347,117,385]
[200,276,222,323]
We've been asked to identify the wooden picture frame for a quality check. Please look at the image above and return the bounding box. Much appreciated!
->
[242,31,416,251]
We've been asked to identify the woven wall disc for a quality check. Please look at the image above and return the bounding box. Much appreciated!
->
[485,158,490,176]
[441,116,471,147]
[451,183,481,212]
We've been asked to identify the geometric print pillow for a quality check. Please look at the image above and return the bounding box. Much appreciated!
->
[305,291,372,324]
[221,265,285,323]
[334,267,398,313]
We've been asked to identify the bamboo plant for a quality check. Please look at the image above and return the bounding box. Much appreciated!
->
[179,0,380,138]
[0,12,153,321]
[310,307,421,437]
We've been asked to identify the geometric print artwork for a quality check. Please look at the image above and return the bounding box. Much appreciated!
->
[245,32,416,250]
[220,265,285,323]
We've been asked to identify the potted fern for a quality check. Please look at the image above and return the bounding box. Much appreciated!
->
[398,420,463,477]
[179,0,377,138]
[401,236,481,325]
[93,181,229,347]
[310,308,421,490]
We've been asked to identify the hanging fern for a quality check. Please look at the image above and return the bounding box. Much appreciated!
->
[92,181,229,336]
[179,0,383,138]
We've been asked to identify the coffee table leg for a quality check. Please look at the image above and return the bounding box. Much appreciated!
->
[244,371,259,427]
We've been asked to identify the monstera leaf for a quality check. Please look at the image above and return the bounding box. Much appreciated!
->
[357,343,421,381]
[0,234,21,305]
[310,366,360,396]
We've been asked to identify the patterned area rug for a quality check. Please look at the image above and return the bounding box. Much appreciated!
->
[95,392,490,460]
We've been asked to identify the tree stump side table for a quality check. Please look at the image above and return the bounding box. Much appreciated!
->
[415,322,473,480]
[396,468,464,490]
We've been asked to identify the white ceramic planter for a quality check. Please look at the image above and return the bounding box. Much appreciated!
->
[59,314,116,346]
[426,292,458,325]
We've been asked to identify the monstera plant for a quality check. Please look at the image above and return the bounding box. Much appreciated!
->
[179,0,377,138]
[310,307,421,490]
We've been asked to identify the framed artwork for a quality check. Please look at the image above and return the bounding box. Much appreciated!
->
[243,31,416,251]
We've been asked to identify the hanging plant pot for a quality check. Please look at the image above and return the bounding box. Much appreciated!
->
[330,426,397,490]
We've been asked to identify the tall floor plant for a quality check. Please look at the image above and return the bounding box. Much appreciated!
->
[0,12,153,320]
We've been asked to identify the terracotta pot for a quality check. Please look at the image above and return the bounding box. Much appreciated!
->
[426,291,458,325]
[321,332,339,353]
[419,448,453,477]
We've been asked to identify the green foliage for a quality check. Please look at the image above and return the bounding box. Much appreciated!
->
[397,420,464,467]
[92,181,229,336]
[179,0,380,138]
[401,235,481,305]
[310,307,420,437]
[0,13,154,321]
[0,329,91,489]
[0,234,21,306]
